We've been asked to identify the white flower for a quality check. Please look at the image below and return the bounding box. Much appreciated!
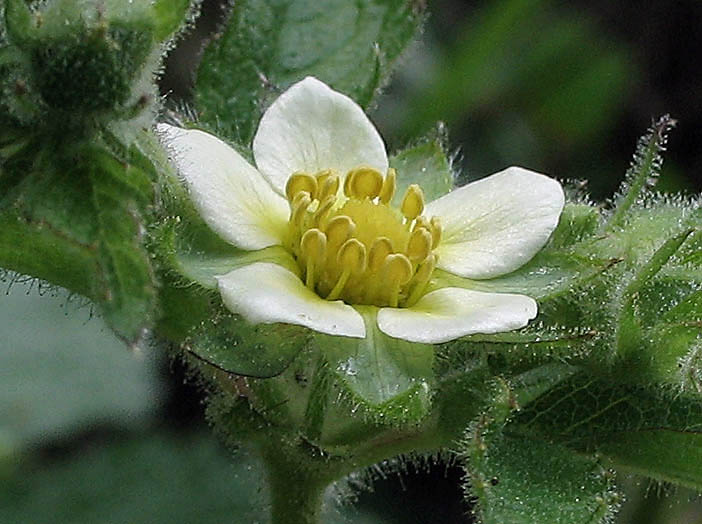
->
[159,77,565,344]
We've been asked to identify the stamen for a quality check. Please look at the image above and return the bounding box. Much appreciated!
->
[313,195,335,228]
[430,217,442,249]
[413,215,430,232]
[406,254,436,307]
[382,253,413,307]
[290,191,312,229]
[327,238,366,301]
[379,168,397,204]
[401,184,425,221]
[368,237,394,272]
[346,167,383,199]
[325,215,355,250]
[286,173,318,201]
[318,173,340,201]
[406,227,432,262]
[300,229,327,290]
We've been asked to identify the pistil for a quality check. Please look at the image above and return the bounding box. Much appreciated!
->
[285,166,441,308]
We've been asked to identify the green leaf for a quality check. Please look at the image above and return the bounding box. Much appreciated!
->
[186,308,311,378]
[512,373,702,490]
[0,428,379,524]
[462,377,620,524]
[318,306,434,425]
[465,433,618,524]
[388,129,454,206]
[195,0,424,145]
[0,279,160,449]
[87,147,157,344]
[0,142,158,345]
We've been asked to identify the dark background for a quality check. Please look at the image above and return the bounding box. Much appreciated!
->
[3,1,702,522]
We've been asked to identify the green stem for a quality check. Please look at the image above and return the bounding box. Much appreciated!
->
[261,444,333,524]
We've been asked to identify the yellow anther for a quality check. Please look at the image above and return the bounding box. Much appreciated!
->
[413,215,430,231]
[318,174,340,201]
[429,216,442,249]
[290,191,312,228]
[382,253,413,307]
[406,254,436,306]
[406,227,432,262]
[315,169,334,188]
[325,215,356,247]
[300,229,327,290]
[368,237,394,272]
[327,238,366,301]
[383,253,413,284]
[300,228,327,260]
[313,195,335,227]
[337,238,367,274]
[286,173,318,202]
[343,170,354,196]
[401,184,425,221]
[379,168,397,204]
[347,167,384,199]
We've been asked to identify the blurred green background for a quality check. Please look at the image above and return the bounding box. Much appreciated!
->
[3,0,702,522]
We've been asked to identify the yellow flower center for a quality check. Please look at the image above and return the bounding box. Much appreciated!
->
[285,167,441,308]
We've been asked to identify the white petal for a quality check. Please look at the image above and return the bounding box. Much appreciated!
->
[216,262,366,338]
[426,166,565,279]
[253,77,388,194]
[158,124,289,251]
[377,288,537,344]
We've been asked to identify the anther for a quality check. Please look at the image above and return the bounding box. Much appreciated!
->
[315,169,334,189]
[290,191,312,228]
[406,254,436,306]
[430,216,442,249]
[318,174,340,201]
[327,239,366,301]
[325,215,356,250]
[346,167,383,199]
[337,238,367,273]
[300,228,327,260]
[401,184,425,221]
[286,173,318,202]
[313,195,335,227]
[406,227,432,262]
[382,253,413,307]
[300,229,327,290]
[413,215,430,231]
[368,237,394,272]
[379,168,397,204]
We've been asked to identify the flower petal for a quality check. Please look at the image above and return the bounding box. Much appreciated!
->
[377,287,537,344]
[253,77,388,194]
[426,166,565,279]
[158,124,289,251]
[216,262,366,338]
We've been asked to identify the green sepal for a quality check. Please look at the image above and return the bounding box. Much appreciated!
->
[152,0,197,41]
[389,127,454,206]
[186,307,312,378]
[195,0,424,145]
[4,0,35,47]
[605,115,676,231]
[512,373,702,490]
[615,227,696,362]
[316,307,434,425]
[462,377,620,524]
[548,201,601,250]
